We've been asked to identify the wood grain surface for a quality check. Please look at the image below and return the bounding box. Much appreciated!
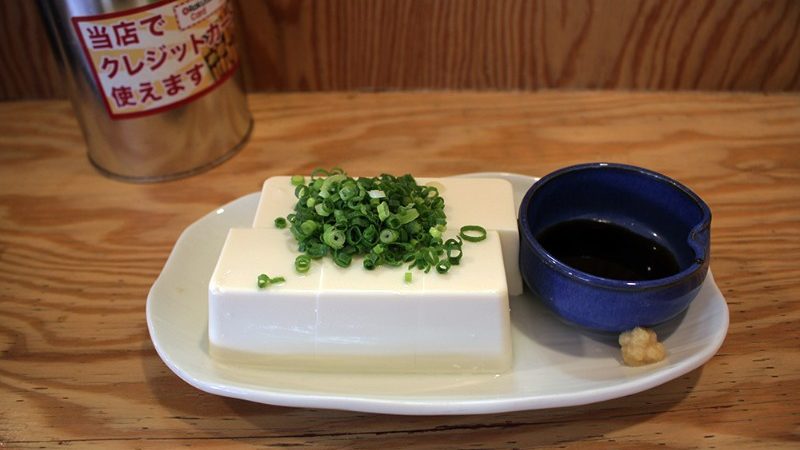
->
[236,0,800,92]
[1,91,799,448]
[3,0,800,100]
[0,0,63,100]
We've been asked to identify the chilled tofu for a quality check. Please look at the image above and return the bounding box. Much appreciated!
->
[208,227,511,372]
[424,177,521,296]
[253,176,522,295]
[208,228,319,362]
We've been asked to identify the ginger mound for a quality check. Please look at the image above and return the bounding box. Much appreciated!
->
[619,327,666,366]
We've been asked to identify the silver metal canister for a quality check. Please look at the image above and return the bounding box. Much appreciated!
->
[38,0,252,182]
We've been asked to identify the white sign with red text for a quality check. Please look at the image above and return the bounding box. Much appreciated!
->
[72,0,238,119]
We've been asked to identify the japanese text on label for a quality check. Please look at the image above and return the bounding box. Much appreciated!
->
[72,0,238,119]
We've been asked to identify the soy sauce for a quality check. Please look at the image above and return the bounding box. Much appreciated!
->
[536,219,681,281]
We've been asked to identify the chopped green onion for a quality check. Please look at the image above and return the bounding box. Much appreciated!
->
[459,225,487,242]
[279,169,484,277]
[310,168,330,179]
[363,253,378,270]
[315,202,332,216]
[322,226,346,249]
[333,251,352,268]
[385,215,401,229]
[363,225,379,245]
[379,229,399,244]
[339,182,358,201]
[444,237,463,264]
[321,173,346,193]
[333,209,347,224]
[305,240,328,258]
[404,271,412,283]
[346,226,362,245]
[300,220,318,236]
[274,217,287,229]
[257,273,285,288]
[377,201,390,221]
[396,207,419,225]
[295,255,312,273]
[406,221,422,235]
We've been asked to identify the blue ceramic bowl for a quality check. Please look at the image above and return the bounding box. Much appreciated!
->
[518,163,711,332]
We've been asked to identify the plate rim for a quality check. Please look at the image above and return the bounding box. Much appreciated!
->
[146,172,730,415]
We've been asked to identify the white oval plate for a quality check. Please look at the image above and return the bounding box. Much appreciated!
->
[146,172,729,415]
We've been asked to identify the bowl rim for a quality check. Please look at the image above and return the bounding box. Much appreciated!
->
[518,162,712,290]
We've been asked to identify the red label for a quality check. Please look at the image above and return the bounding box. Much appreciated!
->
[72,0,239,120]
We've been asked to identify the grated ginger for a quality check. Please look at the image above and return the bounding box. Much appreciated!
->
[619,327,666,366]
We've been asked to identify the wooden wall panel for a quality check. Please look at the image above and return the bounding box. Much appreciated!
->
[236,0,800,92]
[2,0,799,100]
[0,0,65,100]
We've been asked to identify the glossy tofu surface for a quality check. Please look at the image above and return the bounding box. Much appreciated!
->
[208,227,511,372]
[253,176,522,295]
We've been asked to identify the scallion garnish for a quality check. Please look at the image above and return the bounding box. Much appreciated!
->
[379,229,399,244]
[274,217,287,229]
[322,226,346,249]
[459,225,487,242]
[257,273,285,288]
[435,259,452,274]
[444,237,463,264]
[281,169,485,280]
[295,255,312,273]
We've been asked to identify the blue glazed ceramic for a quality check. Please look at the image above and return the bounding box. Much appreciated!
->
[518,163,712,332]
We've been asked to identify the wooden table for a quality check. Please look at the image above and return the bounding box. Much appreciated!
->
[1,92,798,449]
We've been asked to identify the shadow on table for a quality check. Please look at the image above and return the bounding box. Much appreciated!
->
[141,336,704,446]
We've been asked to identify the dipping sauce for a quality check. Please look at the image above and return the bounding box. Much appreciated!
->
[536,219,681,281]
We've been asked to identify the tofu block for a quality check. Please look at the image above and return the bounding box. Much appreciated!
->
[208,228,511,373]
[421,177,521,296]
[208,228,319,365]
[253,176,522,295]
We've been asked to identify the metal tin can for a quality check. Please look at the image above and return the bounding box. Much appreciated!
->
[38,0,252,182]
